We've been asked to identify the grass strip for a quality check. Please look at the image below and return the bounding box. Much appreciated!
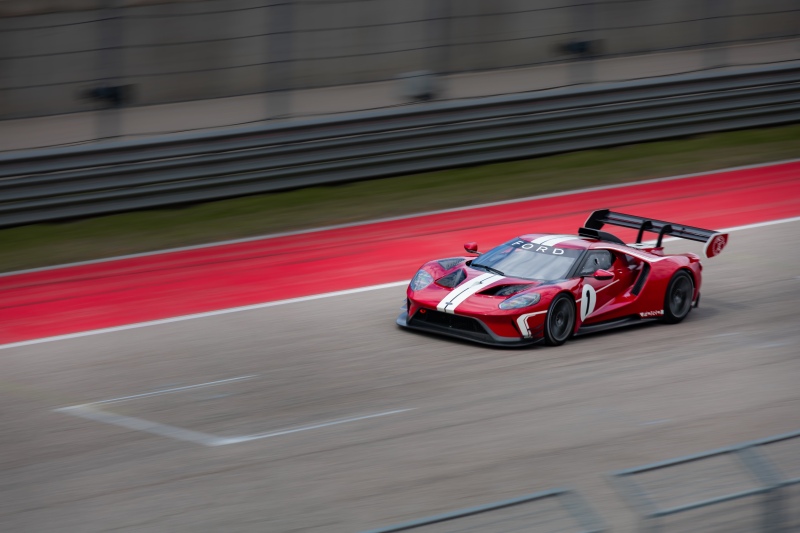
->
[1,124,798,273]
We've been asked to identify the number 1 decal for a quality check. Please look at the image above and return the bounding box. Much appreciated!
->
[580,284,596,321]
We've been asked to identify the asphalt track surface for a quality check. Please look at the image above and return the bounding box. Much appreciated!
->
[2,160,799,345]
[2,163,800,532]
[2,220,799,532]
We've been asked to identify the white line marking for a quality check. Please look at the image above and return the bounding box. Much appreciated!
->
[3,159,796,278]
[640,419,671,426]
[0,281,409,351]
[703,215,800,233]
[641,216,800,245]
[2,216,799,351]
[92,375,257,405]
[54,405,415,447]
[216,409,416,445]
[55,405,227,446]
[759,342,790,348]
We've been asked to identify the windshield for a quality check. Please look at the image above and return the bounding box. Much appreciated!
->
[471,239,582,281]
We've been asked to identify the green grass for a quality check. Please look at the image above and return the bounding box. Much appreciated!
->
[1,124,798,273]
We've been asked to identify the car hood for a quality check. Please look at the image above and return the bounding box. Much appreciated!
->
[428,266,545,313]
[450,266,544,289]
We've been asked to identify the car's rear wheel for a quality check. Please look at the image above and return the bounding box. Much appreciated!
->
[544,294,575,346]
[663,271,694,324]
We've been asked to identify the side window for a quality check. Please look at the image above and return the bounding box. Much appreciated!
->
[580,250,614,276]
[623,253,642,270]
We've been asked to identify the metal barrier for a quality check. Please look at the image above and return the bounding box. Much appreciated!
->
[3,0,799,120]
[611,430,800,532]
[359,488,605,533]
[356,430,798,533]
[1,61,799,228]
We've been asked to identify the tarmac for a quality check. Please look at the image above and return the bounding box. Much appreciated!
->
[2,38,799,152]
[3,221,799,532]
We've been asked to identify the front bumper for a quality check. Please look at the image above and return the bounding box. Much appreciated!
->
[397,309,543,348]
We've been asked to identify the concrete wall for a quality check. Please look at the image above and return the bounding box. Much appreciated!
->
[1,0,798,119]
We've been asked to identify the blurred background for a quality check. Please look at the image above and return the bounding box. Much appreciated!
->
[1,3,799,532]
[2,0,799,149]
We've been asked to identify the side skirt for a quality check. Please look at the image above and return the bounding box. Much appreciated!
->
[575,316,659,336]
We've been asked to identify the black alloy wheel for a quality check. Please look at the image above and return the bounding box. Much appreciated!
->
[544,294,575,346]
[663,271,694,323]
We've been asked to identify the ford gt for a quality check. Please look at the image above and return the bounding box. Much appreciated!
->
[396,210,728,347]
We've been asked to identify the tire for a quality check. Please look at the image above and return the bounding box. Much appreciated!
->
[544,294,575,346]
[663,271,694,324]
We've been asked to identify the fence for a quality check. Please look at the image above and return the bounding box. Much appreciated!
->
[0,60,798,227]
[359,488,606,533]
[611,430,800,532]
[2,0,799,123]
[356,430,799,532]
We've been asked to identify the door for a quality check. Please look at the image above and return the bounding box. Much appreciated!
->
[577,250,633,322]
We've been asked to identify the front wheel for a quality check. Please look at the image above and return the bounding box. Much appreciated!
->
[544,294,575,346]
[663,271,694,324]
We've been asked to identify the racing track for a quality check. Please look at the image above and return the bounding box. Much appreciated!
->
[1,160,799,345]
[1,161,799,531]
[1,221,798,532]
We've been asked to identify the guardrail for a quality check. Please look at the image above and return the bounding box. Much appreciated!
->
[611,430,800,532]
[2,61,800,228]
[353,429,798,532]
[358,488,605,533]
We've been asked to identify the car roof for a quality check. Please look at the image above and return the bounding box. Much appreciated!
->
[515,233,599,250]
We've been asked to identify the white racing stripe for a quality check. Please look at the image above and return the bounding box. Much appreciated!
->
[436,235,578,322]
[437,273,503,314]
[535,235,578,247]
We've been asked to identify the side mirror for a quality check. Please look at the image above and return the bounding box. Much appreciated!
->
[464,242,479,254]
[593,269,613,281]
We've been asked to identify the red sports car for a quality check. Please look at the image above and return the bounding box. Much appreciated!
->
[397,210,728,347]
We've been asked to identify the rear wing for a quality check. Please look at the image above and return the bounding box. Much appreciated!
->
[581,209,728,258]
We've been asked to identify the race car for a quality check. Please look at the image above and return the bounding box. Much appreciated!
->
[397,210,728,347]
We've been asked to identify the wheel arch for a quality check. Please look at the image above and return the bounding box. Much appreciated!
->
[555,289,580,334]
[662,268,696,324]
[543,291,577,346]
[676,266,699,300]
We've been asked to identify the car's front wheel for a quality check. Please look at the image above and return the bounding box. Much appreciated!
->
[663,271,694,324]
[544,294,575,346]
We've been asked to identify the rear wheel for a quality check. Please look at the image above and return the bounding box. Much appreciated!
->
[544,294,575,346]
[663,271,694,324]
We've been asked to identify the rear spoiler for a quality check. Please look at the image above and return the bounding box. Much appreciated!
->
[582,209,728,258]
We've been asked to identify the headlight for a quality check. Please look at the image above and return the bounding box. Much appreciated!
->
[410,270,434,291]
[499,292,541,310]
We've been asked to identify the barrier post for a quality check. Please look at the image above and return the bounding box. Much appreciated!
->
[96,0,124,141]
[266,0,294,120]
[736,446,785,532]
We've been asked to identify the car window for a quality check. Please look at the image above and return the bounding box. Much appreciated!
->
[580,250,614,276]
[623,253,642,270]
[471,239,582,281]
